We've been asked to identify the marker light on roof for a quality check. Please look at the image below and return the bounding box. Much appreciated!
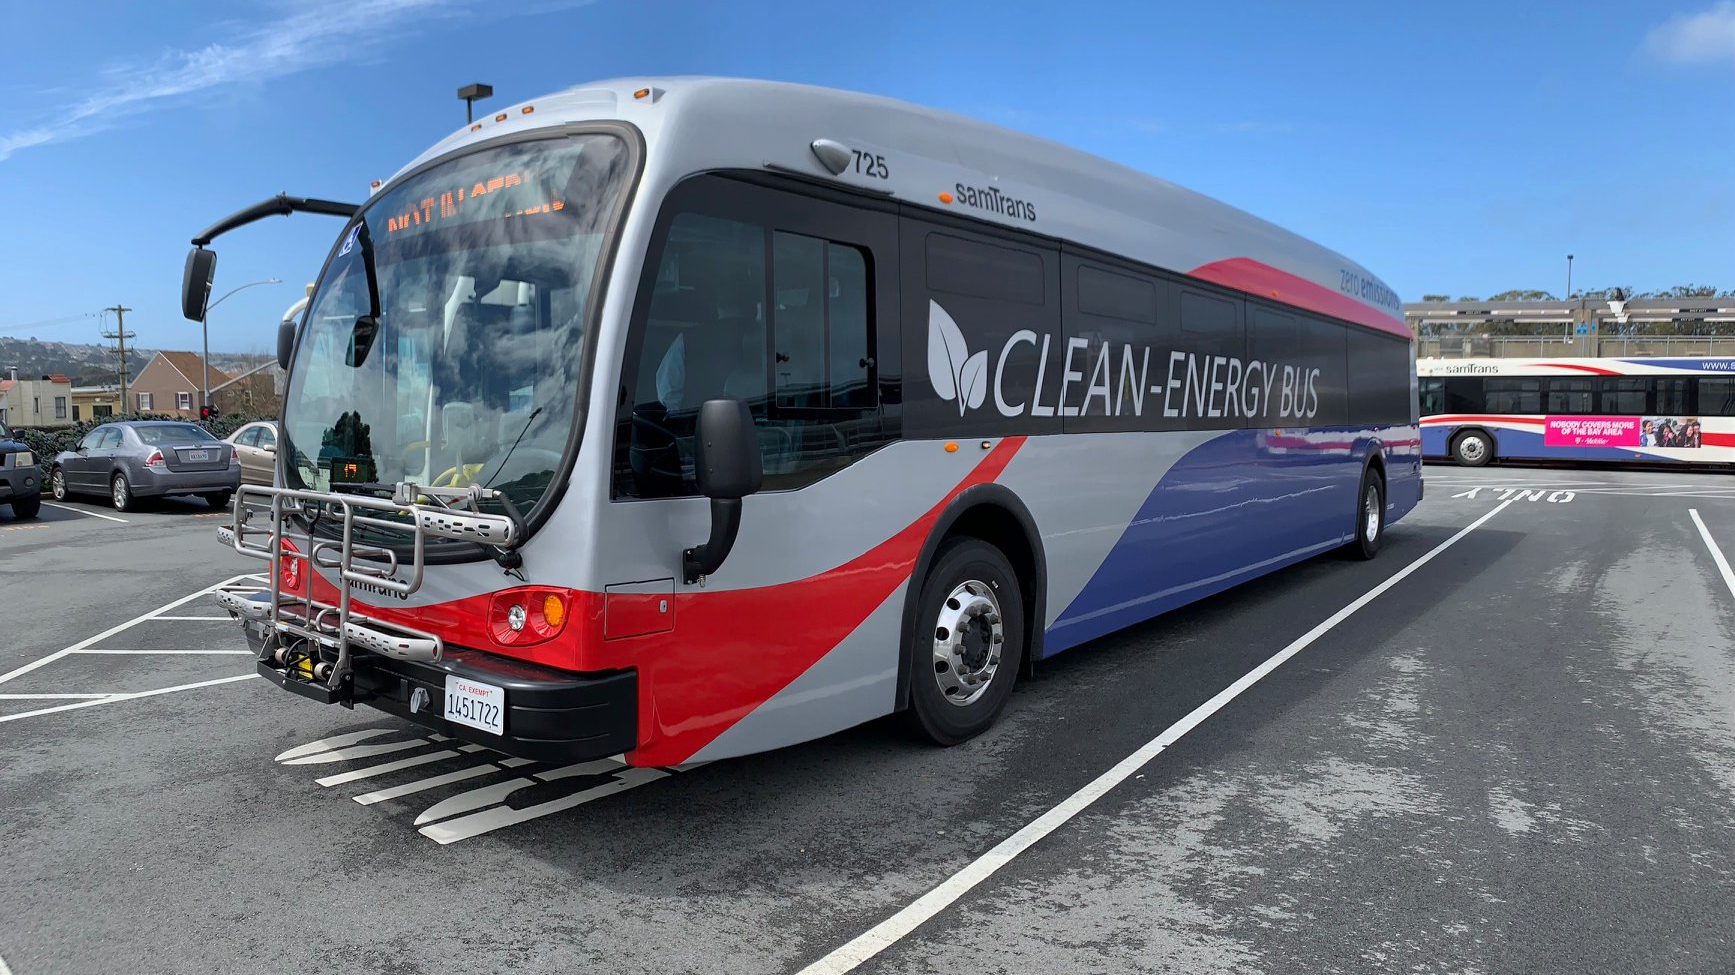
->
[495,113,507,122]
[633,87,651,99]
[521,105,534,114]
[938,191,954,204]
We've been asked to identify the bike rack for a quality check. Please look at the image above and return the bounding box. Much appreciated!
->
[214,481,520,697]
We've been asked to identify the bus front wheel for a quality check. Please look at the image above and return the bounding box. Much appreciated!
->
[904,537,1025,746]
[1451,430,1494,467]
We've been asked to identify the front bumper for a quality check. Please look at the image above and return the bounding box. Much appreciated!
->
[0,468,38,501]
[238,602,637,764]
[133,465,242,497]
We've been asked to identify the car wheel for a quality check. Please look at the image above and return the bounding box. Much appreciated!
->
[10,494,40,519]
[903,537,1026,746]
[203,491,233,510]
[51,467,68,501]
[111,472,136,512]
[1451,430,1493,467]
[1346,467,1385,561]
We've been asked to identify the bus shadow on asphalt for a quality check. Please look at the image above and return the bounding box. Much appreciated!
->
[268,521,1528,857]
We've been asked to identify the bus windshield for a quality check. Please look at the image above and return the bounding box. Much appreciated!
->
[282,132,632,516]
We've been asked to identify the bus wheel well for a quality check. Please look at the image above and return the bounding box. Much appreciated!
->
[897,491,1048,711]
[943,504,1043,678]
[1365,451,1386,482]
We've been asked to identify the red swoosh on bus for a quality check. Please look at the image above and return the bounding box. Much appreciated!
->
[1187,257,1410,339]
[307,436,1028,766]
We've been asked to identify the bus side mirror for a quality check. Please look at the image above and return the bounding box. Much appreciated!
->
[684,398,763,584]
[183,247,217,321]
[277,318,298,370]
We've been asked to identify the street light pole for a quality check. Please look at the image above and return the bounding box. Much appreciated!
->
[201,277,281,415]
[1566,254,1574,300]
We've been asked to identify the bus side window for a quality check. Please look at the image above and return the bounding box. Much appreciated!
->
[1544,377,1595,414]
[1484,378,1541,413]
[1700,378,1735,415]
[1443,378,1482,413]
[1419,378,1445,416]
[1599,377,1648,414]
[1653,377,1691,415]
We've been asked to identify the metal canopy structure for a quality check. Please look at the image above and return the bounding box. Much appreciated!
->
[1405,298,1735,332]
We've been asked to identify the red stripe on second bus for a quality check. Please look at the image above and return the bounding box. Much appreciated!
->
[1421,414,1546,429]
[1537,363,1620,376]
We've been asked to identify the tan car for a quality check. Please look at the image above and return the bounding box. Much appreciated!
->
[225,420,280,486]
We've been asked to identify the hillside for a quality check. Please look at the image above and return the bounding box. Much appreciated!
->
[0,337,264,387]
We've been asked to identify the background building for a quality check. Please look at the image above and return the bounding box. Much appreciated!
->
[1405,296,1735,358]
[0,372,74,428]
[129,351,234,416]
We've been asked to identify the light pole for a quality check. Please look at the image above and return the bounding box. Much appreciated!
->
[202,278,281,415]
[1566,254,1574,300]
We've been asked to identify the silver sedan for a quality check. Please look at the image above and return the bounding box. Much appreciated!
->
[50,420,242,512]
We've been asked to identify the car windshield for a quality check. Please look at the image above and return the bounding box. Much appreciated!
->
[281,133,632,517]
[135,424,217,445]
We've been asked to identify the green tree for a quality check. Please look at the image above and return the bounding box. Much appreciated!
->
[1418,293,1450,302]
[1487,289,1558,301]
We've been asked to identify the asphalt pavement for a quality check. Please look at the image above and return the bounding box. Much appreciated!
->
[2,466,1734,975]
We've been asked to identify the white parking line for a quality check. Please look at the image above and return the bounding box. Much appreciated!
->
[40,501,128,523]
[148,616,235,622]
[1689,509,1735,602]
[0,693,112,700]
[0,573,254,685]
[69,649,253,655]
[0,675,257,724]
[796,500,1516,975]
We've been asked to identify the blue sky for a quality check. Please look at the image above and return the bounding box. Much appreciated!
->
[1,0,1730,353]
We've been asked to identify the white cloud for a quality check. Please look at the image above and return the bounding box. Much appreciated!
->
[0,0,453,162]
[1640,1,1735,64]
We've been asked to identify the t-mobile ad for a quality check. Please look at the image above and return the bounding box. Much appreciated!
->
[1544,416,1639,448]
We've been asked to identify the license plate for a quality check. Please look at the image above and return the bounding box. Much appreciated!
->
[444,675,505,735]
[186,450,210,462]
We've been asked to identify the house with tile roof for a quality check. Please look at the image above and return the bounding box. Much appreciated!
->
[129,351,235,416]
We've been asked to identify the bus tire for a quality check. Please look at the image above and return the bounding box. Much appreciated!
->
[903,537,1025,746]
[1451,429,1493,467]
[1348,467,1385,561]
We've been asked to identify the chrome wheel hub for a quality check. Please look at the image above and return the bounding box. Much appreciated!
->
[1459,437,1486,462]
[112,478,126,507]
[932,579,1004,707]
[1363,485,1380,544]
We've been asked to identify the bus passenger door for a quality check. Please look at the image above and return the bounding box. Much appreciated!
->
[604,174,904,766]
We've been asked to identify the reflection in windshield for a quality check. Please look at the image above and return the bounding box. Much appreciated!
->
[283,134,631,519]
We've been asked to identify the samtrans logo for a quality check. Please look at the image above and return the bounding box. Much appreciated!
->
[927,300,1323,421]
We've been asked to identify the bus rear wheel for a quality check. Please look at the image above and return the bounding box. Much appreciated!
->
[1451,430,1493,467]
[1347,468,1385,560]
[904,537,1025,746]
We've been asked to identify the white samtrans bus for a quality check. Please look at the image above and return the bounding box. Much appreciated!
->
[188,78,1419,769]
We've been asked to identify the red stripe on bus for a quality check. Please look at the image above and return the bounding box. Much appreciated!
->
[1537,363,1620,375]
[1186,257,1411,339]
[304,437,1029,767]
[1704,432,1735,447]
[1420,415,1545,428]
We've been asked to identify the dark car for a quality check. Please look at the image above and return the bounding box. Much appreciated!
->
[50,420,241,512]
[0,418,41,519]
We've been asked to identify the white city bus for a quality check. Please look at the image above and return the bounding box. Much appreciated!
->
[189,78,1419,769]
[1420,356,1735,466]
